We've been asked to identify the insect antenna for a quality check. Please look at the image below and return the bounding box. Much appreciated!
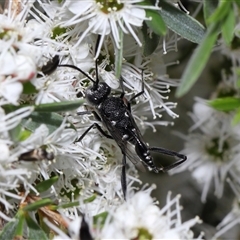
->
[94,35,101,88]
[56,35,103,89]
[58,63,96,84]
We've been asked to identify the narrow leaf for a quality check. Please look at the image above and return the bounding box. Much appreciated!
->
[23,198,53,211]
[3,100,84,114]
[176,22,219,97]
[139,0,166,36]
[84,194,97,203]
[207,1,231,24]
[208,97,240,111]
[160,1,205,44]
[145,9,167,36]
[25,215,48,240]
[56,201,80,210]
[232,108,240,125]
[35,176,59,193]
[235,0,240,8]
[0,219,19,240]
[142,21,160,56]
[22,112,75,134]
[203,0,218,22]
[23,82,38,94]
[14,214,25,237]
[34,100,84,112]
[93,212,108,226]
[221,4,235,46]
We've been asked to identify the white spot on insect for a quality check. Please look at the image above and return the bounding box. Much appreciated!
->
[111,121,116,126]
[122,134,128,140]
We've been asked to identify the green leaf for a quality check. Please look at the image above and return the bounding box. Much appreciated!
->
[0,218,19,240]
[208,97,240,111]
[221,3,235,46]
[23,198,53,211]
[207,1,231,24]
[22,112,75,134]
[56,201,80,210]
[14,214,25,237]
[160,1,205,44]
[3,100,84,115]
[23,82,38,94]
[139,0,166,36]
[8,124,22,142]
[25,215,48,240]
[84,194,97,203]
[142,21,160,56]
[235,0,240,8]
[176,22,219,97]
[93,212,108,226]
[203,0,218,22]
[34,100,84,112]
[232,108,240,125]
[145,9,167,36]
[35,176,59,193]
[9,124,31,142]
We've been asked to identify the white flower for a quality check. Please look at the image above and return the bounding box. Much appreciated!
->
[58,0,158,57]
[171,100,240,202]
[121,59,178,122]
[0,106,34,221]
[99,188,201,239]
[50,188,201,240]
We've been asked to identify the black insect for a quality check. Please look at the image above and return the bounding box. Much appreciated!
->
[58,37,187,199]
[79,216,93,240]
[39,55,60,76]
[19,146,54,162]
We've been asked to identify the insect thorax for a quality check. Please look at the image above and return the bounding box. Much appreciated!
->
[99,97,127,119]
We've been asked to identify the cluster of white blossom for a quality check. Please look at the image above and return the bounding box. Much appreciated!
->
[170,17,240,238]
[51,187,202,239]
[171,96,240,202]
[0,0,203,239]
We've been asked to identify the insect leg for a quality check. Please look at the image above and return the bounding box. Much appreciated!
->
[128,70,145,104]
[119,76,126,99]
[79,215,93,240]
[77,110,102,122]
[121,71,145,112]
[149,147,187,172]
[77,111,93,116]
[121,153,127,200]
[75,123,113,142]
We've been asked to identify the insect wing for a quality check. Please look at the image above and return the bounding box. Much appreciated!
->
[124,142,147,172]
[100,110,147,172]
